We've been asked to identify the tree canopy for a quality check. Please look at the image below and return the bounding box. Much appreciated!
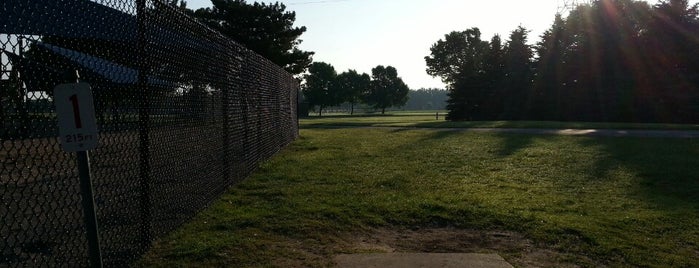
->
[302,62,337,116]
[366,65,410,114]
[335,70,371,115]
[189,0,314,75]
[425,28,489,86]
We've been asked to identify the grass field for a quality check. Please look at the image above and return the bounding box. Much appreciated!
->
[301,111,699,130]
[139,123,699,267]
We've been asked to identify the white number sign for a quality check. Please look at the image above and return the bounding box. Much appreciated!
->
[54,83,98,152]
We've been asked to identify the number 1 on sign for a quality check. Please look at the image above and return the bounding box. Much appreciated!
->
[54,82,98,152]
[69,94,83,129]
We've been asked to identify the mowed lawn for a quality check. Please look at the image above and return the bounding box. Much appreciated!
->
[140,127,699,267]
[301,111,699,130]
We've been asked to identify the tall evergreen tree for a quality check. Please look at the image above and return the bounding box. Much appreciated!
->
[481,34,506,118]
[533,14,567,120]
[425,0,699,123]
[645,0,699,121]
[502,26,533,119]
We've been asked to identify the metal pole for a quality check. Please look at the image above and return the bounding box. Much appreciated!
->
[66,70,103,268]
[17,36,29,138]
[222,65,230,182]
[136,0,152,252]
[296,85,300,136]
[77,151,103,268]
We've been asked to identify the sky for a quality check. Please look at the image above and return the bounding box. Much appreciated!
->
[182,0,670,89]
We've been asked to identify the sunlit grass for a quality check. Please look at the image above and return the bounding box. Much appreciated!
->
[140,128,699,267]
[301,111,699,130]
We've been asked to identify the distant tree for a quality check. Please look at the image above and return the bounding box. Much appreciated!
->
[404,88,448,110]
[366,65,410,114]
[165,0,189,10]
[302,62,337,116]
[335,70,371,115]
[191,0,314,75]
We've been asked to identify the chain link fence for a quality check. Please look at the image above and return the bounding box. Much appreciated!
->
[1,0,299,266]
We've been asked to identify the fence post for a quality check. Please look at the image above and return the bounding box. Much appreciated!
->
[16,36,29,138]
[136,0,152,253]
[296,84,300,137]
[222,57,230,182]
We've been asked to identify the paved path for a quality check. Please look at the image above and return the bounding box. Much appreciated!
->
[441,127,699,138]
[306,126,699,138]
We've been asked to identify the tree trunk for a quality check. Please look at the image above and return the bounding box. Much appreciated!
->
[318,106,322,117]
[350,103,354,115]
[381,107,385,114]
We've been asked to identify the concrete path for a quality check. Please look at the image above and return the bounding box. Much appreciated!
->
[450,128,699,138]
[307,126,699,138]
[334,253,513,268]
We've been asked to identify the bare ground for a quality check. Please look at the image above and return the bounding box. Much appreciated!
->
[339,228,602,268]
[267,227,604,267]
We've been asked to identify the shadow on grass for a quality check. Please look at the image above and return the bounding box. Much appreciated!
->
[302,112,438,120]
[580,137,699,209]
[385,128,537,158]
[492,132,537,157]
[301,114,388,120]
[299,124,369,130]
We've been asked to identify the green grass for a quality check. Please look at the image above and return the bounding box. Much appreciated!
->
[301,111,699,130]
[139,127,699,267]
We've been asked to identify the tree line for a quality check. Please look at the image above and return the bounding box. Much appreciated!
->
[169,1,412,116]
[426,0,699,123]
[302,62,409,116]
[404,88,448,110]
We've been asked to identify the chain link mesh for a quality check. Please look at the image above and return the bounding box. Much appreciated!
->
[1,0,299,266]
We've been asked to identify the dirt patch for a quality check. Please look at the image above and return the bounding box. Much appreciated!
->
[341,228,600,268]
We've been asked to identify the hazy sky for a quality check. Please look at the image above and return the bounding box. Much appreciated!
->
[182,0,670,89]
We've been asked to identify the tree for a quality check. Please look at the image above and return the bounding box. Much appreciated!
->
[533,14,568,120]
[501,26,533,119]
[481,34,506,118]
[404,88,448,110]
[555,0,655,122]
[335,70,371,115]
[645,0,699,122]
[366,65,410,114]
[191,0,314,75]
[302,62,337,116]
[165,0,189,10]
[426,28,491,120]
[425,28,489,85]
